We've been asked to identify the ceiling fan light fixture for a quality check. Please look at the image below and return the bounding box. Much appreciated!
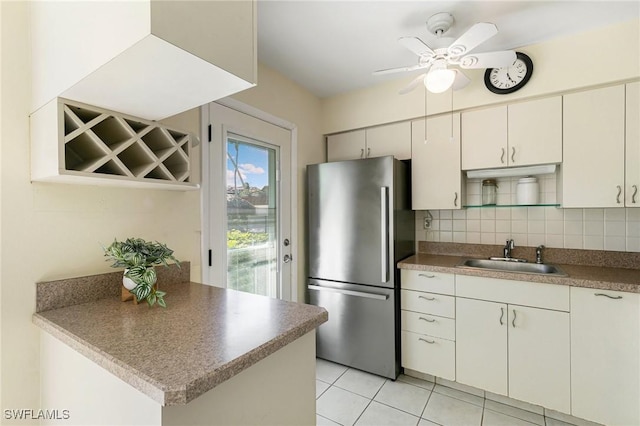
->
[424,67,456,93]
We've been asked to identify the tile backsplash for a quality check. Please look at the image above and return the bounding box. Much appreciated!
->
[416,173,640,252]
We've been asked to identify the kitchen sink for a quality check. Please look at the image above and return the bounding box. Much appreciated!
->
[456,258,568,276]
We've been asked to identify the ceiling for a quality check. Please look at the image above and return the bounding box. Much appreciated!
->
[257,1,640,98]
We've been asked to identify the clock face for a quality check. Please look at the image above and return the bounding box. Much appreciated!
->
[484,52,533,94]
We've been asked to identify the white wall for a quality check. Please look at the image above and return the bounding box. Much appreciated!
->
[1,2,201,418]
[321,19,640,134]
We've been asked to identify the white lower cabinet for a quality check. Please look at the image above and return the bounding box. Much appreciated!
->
[571,288,640,426]
[455,275,571,414]
[400,270,455,381]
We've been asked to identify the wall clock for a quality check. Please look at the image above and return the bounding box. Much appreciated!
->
[484,52,533,94]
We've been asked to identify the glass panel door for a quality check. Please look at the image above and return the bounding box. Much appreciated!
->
[226,135,279,298]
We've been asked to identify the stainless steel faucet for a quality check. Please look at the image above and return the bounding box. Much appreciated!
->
[536,245,545,264]
[503,239,515,258]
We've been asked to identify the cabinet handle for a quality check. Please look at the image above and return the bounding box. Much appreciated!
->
[499,307,504,325]
[454,192,458,207]
[419,337,435,344]
[418,295,436,301]
[595,293,623,300]
[500,148,505,164]
[360,148,364,158]
[616,185,622,204]
[418,273,436,278]
[367,147,371,157]
[511,147,516,163]
[419,316,436,323]
[632,185,638,204]
[512,309,517,328]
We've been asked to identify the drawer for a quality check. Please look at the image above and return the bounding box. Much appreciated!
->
[401,289,455,318]
[401,269,455,295]
[401,330,455,381]
[456,275,569,312]
[401,310,455,340]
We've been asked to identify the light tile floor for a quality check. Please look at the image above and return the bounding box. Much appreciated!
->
[316,359,600,426]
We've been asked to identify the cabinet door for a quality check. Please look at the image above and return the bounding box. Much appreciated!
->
[411,115,462,210]
[563,85,625,208]
[508,96,562,166]
[365,122,411,160]
[326,130,366,162]
[571,288,640,426]
[508,305,570,414]
[461,105,507,170]
[626,82,640,207]
[456,297,507,395]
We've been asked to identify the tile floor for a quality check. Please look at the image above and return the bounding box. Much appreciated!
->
[316,359,600,426]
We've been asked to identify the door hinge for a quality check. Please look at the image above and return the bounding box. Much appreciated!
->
[208,124,212,142]
[208,249,212,267]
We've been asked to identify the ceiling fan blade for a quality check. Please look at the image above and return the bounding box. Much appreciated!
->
[457,50,517,69]
[399,37,435,58]
[373,62,430,76]
[399,73,427,95]
[452,70,471,91]
[447,22,498,57]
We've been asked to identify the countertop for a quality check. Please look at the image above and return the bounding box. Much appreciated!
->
[399,253,640,293]
[33,280,328,406]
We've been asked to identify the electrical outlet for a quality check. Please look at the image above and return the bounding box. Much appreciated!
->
[423,217,431,229]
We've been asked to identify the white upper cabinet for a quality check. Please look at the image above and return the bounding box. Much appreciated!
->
[462,106,507,170]
[626,82,640,207]
[461,97,562,170]
[326,130,366,162]
[562,85,625,208]
[326,122,410,162]
[30,1,256,120]
[411,114,462,210]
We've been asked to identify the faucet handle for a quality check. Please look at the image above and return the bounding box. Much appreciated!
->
[507,239,515,249]
[535,245,545,264]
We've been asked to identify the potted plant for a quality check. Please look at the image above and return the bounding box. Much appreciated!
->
[103,237,179,307]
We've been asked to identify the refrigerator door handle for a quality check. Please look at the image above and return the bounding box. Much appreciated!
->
[308,285,389,301]
[381,186,388,283]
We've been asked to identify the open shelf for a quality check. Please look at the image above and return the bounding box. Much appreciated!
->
[31,98,198,190]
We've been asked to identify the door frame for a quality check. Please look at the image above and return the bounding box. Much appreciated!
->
[200,98,299,302]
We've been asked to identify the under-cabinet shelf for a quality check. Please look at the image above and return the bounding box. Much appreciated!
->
[31,98,198,190]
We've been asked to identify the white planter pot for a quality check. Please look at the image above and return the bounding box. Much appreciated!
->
[123,269,137,290]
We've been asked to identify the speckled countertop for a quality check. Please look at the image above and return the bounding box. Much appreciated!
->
[33,278,327,406]
[399,253,640,293]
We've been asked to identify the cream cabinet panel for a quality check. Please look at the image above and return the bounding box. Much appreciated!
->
[462,106,507,170]
[456,297,508,395]
[571,288,640,426]
[326,130,366,162]
[563,85,625,208]
[626,82,640,207]
[400,290,455,318]
[508,306,570,414]
[30,1,255,120]
[366,122,411,160]
[401,331,455,381]
[401,270,455,295]
[412,115,463,210]
[401,310,455,340]
[508,97,562,166]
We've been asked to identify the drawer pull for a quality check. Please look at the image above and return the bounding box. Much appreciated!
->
[419,338,435,344]
[512,309,517,328]
[499,307,504,326]
[419,316,436,323]
[595,293,623,300]
[418,273,436,279]
[418,295,436,301]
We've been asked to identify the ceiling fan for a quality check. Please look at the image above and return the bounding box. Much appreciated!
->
[374,13,517,94]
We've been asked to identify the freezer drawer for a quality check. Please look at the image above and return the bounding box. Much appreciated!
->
[308,279,399,379]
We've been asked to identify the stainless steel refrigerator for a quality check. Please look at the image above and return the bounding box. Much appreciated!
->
[307,156,415,379]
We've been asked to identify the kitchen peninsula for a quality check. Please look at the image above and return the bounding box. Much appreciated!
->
[33,263,327,426]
